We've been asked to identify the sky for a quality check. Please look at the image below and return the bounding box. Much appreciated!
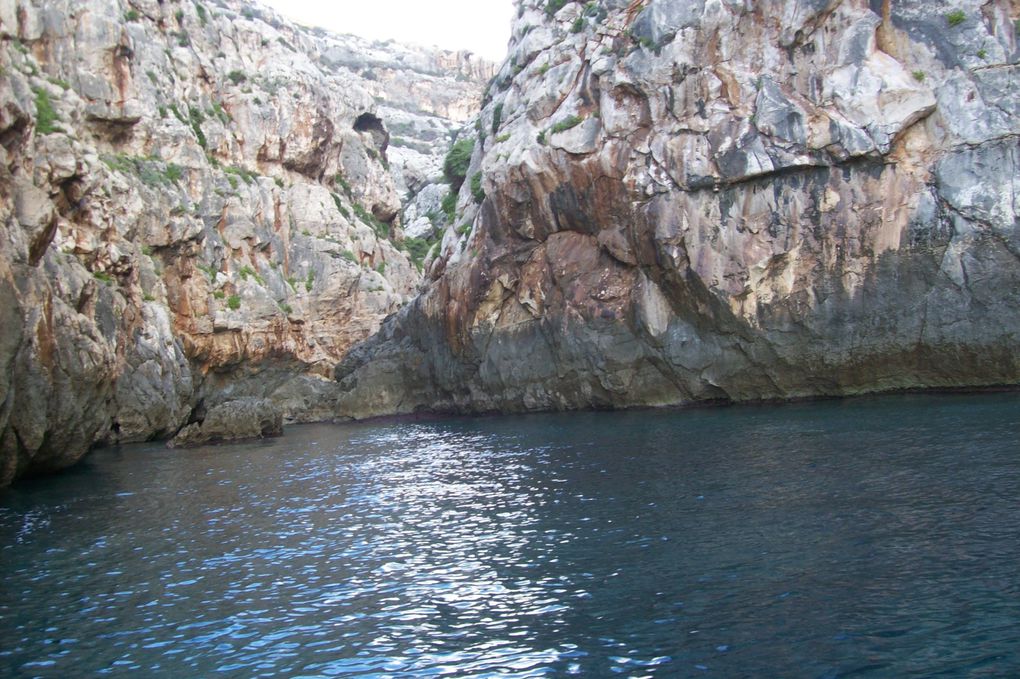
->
[259,0,515,62]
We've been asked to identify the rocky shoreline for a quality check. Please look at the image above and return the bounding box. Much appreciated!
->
[2,0,1018,486]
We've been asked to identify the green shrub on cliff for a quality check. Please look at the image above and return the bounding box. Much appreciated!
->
[34,89,61,134]
[224,165,257,185]
[401,237,433,270]
[546,0,569,16]
[211,101,230,124]
[491,103,503,134]
[470,172,485,204]
[550,114,584,135]
[441,190,458,221]
[353,203,389,239]
[169,103,187,123]
[331,193,350,219]
[101,154,183,187]
[238,265,264,285]
[227,295,241,310]
[583,1,606,22]
[946,10,966,26]
[188,106,206,148]
[197,263,219,280]
[333,173,353,197]
[443,137,475,191]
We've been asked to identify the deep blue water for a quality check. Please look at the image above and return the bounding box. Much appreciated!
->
[2,393,1020,677]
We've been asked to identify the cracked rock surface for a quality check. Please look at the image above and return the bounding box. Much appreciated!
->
[335,0,1020,418]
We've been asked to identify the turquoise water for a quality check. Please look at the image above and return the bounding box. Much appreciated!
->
[2,393,1019,676]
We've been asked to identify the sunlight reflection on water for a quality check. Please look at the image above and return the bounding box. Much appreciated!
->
[2,393,1020,676]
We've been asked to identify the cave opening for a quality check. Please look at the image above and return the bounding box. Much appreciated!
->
[353,112,389,155]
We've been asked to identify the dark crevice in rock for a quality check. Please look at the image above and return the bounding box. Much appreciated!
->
[353,112,389,154]
[27,214,58,267]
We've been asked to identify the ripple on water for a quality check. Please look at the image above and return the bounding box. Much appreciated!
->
[2,394,1020,675]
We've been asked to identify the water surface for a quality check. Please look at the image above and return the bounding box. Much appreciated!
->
[2,393,1020,676]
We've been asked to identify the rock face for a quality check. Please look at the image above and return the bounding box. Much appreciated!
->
[335,0,1020,418]
[168,398,282,448]
[307,29,497,245]
[0,0,490,484]
[312,31,495,194]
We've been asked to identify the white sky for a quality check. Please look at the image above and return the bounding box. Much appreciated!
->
[259,0,515,62]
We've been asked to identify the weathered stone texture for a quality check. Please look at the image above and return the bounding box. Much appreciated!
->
[0,0,490,484]
[168,397,282,448]
[335,0,1020,419]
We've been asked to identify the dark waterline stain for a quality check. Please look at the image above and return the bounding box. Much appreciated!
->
[2,392,1019,676]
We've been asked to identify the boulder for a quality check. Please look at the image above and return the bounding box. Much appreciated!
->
[168,399,283,448]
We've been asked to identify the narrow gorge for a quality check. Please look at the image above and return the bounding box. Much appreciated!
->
[4,2,1020,676]
[2,0,1018,486]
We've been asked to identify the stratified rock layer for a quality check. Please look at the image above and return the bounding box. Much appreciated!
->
[0,0,489,484]
[335,0,1020,418]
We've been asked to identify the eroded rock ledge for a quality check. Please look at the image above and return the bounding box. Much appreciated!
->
[334,0,1020,418]
[168,398,282,448]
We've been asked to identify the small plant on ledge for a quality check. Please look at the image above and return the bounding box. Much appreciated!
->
[550,114,584,135]
[946,10,966,27]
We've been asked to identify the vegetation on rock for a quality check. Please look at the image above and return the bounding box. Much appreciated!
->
[443,138,475,191]
[33,89,60,134]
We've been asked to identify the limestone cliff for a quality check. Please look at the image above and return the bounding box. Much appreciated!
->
[0,0,491,484]
[308,29,496,240]
[335,0,1020,417]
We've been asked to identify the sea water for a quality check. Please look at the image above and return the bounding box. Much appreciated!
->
[2,393,1019,676]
